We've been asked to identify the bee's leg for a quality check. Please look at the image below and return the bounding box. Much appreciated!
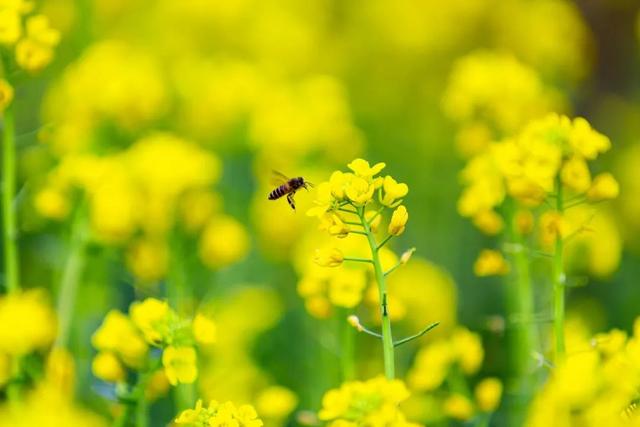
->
[287,193,296,210]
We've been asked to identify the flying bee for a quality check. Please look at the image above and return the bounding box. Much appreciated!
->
[268,171,312,211]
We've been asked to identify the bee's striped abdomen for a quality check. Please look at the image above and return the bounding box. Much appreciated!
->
[268,184,289,200]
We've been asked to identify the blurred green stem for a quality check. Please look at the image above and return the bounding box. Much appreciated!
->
[504,202,538,425]
[340,308,355,381]
[357,206,395,379]
[55,206,88,348]
[553,179,565,362]
[167,232,196,411]
[2,104,18,293]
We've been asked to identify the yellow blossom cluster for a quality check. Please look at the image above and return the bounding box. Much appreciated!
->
[442,51,563,157]
[526,318,640,427]
[0,2,60,72]
[0,289,56,357]
[91,298,216,386]
[175,399,263,427]
[35,132,249,282]
[318,376,420,427]
[406,327,502,422]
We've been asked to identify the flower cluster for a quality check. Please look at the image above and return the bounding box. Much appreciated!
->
[318,376,420,427]
[35,133,249,283]
[0,289,56,358]
[91,298,216,386]
[442,51,562,157]
[526,317,640,427]
[0,3,60,72]
[457,114,618,275]
[407,327,502,422]
[175,399,263,427]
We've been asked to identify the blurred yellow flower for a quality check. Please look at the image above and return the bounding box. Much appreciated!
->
[0,79,13,111]
[451,327,484,375]
[91,351,125,383]
[34,186,69,220]
[388,205,408,236]
[125,238,169,284]
[199,215,250,269]
[475,377,503,412]
[0,9,20,44]
[16,14,60,72]
[92,310,147,368]
[569,117,611,160]
[0,289,57,356]
[328,269,367,308]
[587,173,619,201]
[472,210,504,235]
[193,313,217,347]
[443,394,474,421]
[473,249,509,277]
[314,248,344,268]
[561,156,591,193]
[255,386,298,420]
[162,346,197,386]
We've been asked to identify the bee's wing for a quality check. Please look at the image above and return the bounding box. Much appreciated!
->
[271,170,290,186]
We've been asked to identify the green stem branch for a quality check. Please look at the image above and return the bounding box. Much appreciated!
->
[358,207,395,379]
[2,105,18,293]
[553,179,566,362]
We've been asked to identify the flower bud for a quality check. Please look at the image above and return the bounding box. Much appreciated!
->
[388,205,408,236]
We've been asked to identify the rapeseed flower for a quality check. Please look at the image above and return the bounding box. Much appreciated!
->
[318,376,419,427]
[162,346,197,385]
[175,400,263,427]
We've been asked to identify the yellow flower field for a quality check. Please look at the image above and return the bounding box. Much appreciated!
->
[0,1,639,426]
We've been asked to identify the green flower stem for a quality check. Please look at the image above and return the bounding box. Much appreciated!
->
[504,202,539,426]
[376,235,393,250]
[113,357,161,427]
[167,232,196,411]
[340,309,355,381]
[393,322,439,347]
[54,207,88,348]
[2,104,18,293]
[357,206,395,379]
[553,180,566,361]
[343,257,372,264]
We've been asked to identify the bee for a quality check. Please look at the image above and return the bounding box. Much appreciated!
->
[268,171,312,210]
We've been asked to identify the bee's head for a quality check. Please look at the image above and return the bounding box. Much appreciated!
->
[294,177,305,186]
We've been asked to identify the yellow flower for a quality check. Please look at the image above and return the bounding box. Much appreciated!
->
[0,9,21,44]
[319,213,350,238]
[380,176,409,206]
[15,15,60,72]
[0,79,13,111]
[175,399,204,424]
[125,238,169,283]
[0,353,10,387]
[328,269,367,308]
[587,173,619,201]
[256,386,298,419]
[306,181,334,217]
[175,400,263,427]
[192,313,217,347]
[388,205,409,236]
[162,346,197,385]
[347,158,386,179]
[451,327,484,375]
[472,210,503,235]
[314,248,344,267]
[199,215,250,269]
[92,310,147,368]
[91,351,125,383]
[473,249,509,277]
[443,394,474,421]
[569,117,611,159]
[34,186,69,220]
[318,376,413,426]
[129,298,171,346]
[144,370,170,401]
[408,340,453,391]
[475,377,503,412]
[0,289,57,356]
[561,156,591,193]
[345,175,375,205]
